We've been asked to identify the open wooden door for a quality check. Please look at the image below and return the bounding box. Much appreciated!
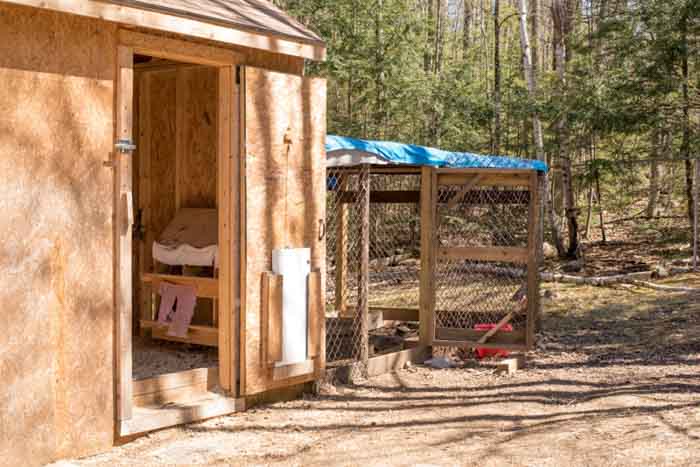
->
[421,169,540,351]
[239,67,327,396]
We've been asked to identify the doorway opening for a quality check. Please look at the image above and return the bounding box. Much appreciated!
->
[116,41,240,435]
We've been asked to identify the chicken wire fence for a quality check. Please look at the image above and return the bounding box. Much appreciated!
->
[325,166,538,365]
[325,166,421,365]
[434,182,532,340]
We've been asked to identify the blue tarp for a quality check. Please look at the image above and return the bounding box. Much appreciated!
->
[326,135,548,172]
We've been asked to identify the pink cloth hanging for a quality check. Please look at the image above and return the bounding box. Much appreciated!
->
[157,282,197,338]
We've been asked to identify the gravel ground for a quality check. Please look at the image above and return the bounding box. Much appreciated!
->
[52,276,700,466]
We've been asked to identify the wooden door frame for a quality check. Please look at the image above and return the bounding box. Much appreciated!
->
[114,30,242,431]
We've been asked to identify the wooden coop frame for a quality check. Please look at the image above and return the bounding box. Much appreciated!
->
[325,162,543,374]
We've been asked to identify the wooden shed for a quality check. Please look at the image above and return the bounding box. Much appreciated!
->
[0,1,326,464]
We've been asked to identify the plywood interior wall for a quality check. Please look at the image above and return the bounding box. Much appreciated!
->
[135,64,219,273]
[0,4,116,465]
[242,68,327,395]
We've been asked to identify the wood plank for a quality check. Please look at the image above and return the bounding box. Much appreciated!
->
[141,320,219,347]
[358,164,371,365]
[342,306,420,322]
[526,172,541,350]
[335,176,348,314]
[419,166,437,346]
[432,339,528,351]
[133,368,218,406]
[262,272,284,365]
[438,172,531,187]
[238,66,248,396]
[308,271,322,358]
[272,360,315,381]
[337,190,420,204]
[438,246,529,264]
[4,0,326,61]
[435,327,526,346]
[217,65,234,393]
[121,394,244,437]
[116,45,134,423]
[446,175,484,209]
[119,30,243,66]
[142,273,219,298]
[366,346,430,377]
[133,368,218,395]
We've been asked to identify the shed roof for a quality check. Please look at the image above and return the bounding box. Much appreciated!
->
[108,0,324,46]
[3,0,325,60]
[326,135,549,172]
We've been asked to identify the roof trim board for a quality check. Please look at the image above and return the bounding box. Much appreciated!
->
[1,0,326,61]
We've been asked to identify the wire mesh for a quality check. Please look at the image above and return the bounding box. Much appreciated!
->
[325,166,369,365]
[325,167,422,365]
[368,173,421,309]
[435,183,531,335]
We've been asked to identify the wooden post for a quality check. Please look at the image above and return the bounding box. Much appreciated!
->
[335,175,348,314]
[116,45,134,422]
[358,164,370,365]
[526,171,541,349]
[419,166,436,347]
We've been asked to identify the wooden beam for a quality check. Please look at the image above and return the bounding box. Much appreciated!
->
[446,175,484,209]
[119,30,243,67]
[335,176,348,314]
[358,164,371,365]
[120,393,244,437]
[435,327,526,346]
[141,273,219,298]
[116,45,134,423]
[438,172,531,187]
[3,0,326,61]
[217,65,236,394]
[141,320,219,347]
[419,166,437,346]
[366,346,430,377]
[337,190,420,204]
[526,171,541,350]
[437,246,529,264]
[307,271,322,358]
[261,272,283,365]
[133,368,218,407]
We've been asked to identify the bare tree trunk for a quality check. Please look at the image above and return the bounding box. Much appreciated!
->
[463,0,472,56]
[680,8,693,227]
[646,128,660,218]
[493,0,501,155]
[553,0,578,258]
[375,0,386,138]
[518,0,564,255]
[596,168,607,244]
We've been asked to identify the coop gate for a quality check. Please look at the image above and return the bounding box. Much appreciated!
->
[429,169,540,350]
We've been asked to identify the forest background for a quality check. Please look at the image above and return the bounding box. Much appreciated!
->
[275,0,699,260]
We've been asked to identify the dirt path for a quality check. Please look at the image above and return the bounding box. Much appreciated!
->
[53,277,700,467]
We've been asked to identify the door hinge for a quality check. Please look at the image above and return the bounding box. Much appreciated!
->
[115,139,136,154]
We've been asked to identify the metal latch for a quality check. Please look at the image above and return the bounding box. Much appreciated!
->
[115,139,136,153]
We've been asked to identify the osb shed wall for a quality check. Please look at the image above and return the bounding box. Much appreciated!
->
[0,4,116,466]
